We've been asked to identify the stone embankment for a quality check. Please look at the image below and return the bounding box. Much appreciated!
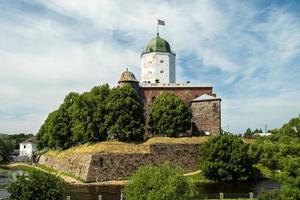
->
[39,143,201,182]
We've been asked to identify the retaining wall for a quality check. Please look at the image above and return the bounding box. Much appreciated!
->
[39,143,201,182]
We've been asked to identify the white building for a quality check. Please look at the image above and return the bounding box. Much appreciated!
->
[141,33,176,84]
[19,138,37,158]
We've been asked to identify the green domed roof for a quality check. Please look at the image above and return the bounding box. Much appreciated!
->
[144,34,171,53]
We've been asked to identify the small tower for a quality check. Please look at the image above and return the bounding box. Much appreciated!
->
[118,68,139,91]
[141,34,176,84]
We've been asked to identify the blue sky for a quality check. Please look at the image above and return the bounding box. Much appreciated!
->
[0,0,299,134]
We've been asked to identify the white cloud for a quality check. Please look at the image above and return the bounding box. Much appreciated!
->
[0,0,299,133]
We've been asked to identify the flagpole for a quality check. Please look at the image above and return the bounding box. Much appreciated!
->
[157,19,159,36]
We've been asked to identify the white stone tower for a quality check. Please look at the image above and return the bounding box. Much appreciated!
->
[141,34,176,84]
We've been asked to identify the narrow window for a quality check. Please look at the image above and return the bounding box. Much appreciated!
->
[152,96,156,103]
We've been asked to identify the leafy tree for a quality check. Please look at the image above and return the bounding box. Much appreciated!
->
[70,84,110,143]
[253,128,263,133]
[150,92,192,136]
[200,134,255,182]
[281,116,300,138]
[124,163,198,200]
[37,92,79,149]
[250,115,300,200]
[105,85,145,141]
[277,157,300,200]
[7,170,65,200]
[0,137,13,163]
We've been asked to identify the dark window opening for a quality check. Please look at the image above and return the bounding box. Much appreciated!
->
[152,96,156,103]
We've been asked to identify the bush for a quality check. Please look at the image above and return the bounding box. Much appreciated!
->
[124,163,198,200]
[200,134,255,182]
[150,92,192,136]
[7,170,65,200]
[258,189,281,200]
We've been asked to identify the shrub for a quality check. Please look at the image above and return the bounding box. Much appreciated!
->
[7,170,65,200]
[200,134,255,182]
[258,189,281,200]
[124,163,198,200]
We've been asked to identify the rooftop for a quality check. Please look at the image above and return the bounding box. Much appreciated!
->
[192,94,221,102]
[20,137,38,144]
[118,68,139,83]
[143,34,173,54]
[140,82,212,88]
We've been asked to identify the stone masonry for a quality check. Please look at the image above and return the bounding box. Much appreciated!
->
[39,143,202,182]
[191,99,221,135]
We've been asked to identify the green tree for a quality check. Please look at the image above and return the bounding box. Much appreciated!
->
[150,92,192,136]
[243,128,253,138]
[277,157,300,200]
[0,137,13,163]
[253,128,263,133]
[37,92,79,149]
[281,116,300,138]
[7,170,65,200]
[200,134,255,182]
[70,84,110,143]
[249,115,300,200]
[124,163,198,200]
[105,85,145,141]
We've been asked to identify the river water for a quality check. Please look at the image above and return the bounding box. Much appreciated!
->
[0,168,280,200]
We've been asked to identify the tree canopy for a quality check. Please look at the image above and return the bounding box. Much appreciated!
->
[0,137,13,163]
[37,84,145,149]
[7,170,66,200]
[105,85,145,141]
[249,115,300,200]
[200,134,255,182]
[150,92,192,136]
[70,85,110,143]
[124,163,198,200]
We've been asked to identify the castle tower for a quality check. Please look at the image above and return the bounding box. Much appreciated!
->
[118,68,140,92]
[141,34,176,84]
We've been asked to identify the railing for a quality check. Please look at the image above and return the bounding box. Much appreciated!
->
[200,192,256,199]
[64,192,256,200]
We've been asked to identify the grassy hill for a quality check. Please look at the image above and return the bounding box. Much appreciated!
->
[45,136,209,158]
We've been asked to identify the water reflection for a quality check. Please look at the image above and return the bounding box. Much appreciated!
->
[197,179,281,194]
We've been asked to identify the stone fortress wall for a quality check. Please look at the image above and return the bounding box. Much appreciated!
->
[39,143,201,182]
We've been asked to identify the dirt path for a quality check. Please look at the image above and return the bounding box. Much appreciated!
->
[183,170,201,176]
[3,163,200,186]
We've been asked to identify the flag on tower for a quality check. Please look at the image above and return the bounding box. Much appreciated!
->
[158,19,165,26]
